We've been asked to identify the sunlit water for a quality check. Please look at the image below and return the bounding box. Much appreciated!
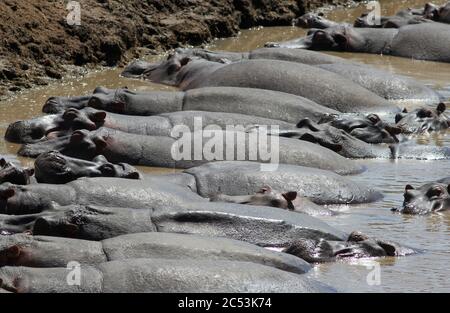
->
[0,0,449,292]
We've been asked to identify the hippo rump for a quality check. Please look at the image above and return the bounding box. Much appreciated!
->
[139,53,398,113]
[176,48,439,105]
[266,24,450,63]
[6,107,297,144]
[18,127,364,175]
[393,177,450,214]
[0,258,334,293]
[0,232,312,275]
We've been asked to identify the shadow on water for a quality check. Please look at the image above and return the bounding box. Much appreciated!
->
[0,0,449,292]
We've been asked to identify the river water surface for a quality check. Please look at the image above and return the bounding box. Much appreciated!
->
[0,0,449,292]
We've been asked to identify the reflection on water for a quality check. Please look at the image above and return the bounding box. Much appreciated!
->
[0,0,449,292]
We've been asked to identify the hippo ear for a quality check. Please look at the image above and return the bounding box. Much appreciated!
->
[180,57,191,67]
[395,113,404,124]
[258,186,272,194]
[62,109,79,121]
[25,168,34,177]
[366,114,380,124]
[437,103,446,115]
[6,245,21,258]
[70,130,87,144]
[90,111,107,122]
[93,137,107,151]
[282,191,297,202]
[402,108,408,113]
[405,184,415,191]
[0,187,15,199]
[0,158,6,167]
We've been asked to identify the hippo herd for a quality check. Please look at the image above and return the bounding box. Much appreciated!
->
[1,2,450,293]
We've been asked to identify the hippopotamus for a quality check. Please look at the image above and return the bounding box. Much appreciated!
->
[266,23,450,63]
[210,185,336,216]
[395,103,449,134]
[393,178,450,214]
[18,127,364,175]
[318,114,401,144]
[0,258,333,293]
[6,107,297,144]
[294,12,341,29]
[46,86,338,124]
[176,48,439,105]
[354,11,431,28]
[0,159,34,185]
[34,151,141,184]
[284,231,417,263]
[0,233,311,275]
[139,53,398,113]
[42,86,116,114]
[5,108,108,143]
[184,161,381,205]
[259,119,450,160]
[435,2,450,23]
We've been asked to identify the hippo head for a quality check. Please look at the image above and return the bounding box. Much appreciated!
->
[423,2,440,19]
[5,109,106,144]
[322,114,401,144]
[143,53,192,86]
[354,13,381,28]
[19,129,107,160]
[0,183,53,215]
[394,182,450,215]
[121,59,154,78]
[0,159,34,185]
[283,231,416,262]
[437,3,450,22]
[34,151,140,184]
[395,103,449,134]
[295,13,336,29]
[268,26,366,50]
[210,186,298,210]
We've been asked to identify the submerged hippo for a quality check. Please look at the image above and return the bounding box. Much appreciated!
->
[319,114,401,144]
[284,231,417,263]
[395,103,449,134]
[18,127,364,175]
[0,233,311,275]
[210,185,336,216]
[139,53,398,113]
[34,151,141,184]
[0,159,34,185]
[0,258,333,293]
[177,48,439,105]
[266,23,450,63]
[393,178,450,214]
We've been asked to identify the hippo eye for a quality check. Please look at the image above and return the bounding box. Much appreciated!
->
[426,187,444,199]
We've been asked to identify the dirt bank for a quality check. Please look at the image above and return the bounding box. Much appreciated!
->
[0,0,359,99]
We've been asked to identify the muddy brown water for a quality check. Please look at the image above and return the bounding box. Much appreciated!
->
[0,0,449,292]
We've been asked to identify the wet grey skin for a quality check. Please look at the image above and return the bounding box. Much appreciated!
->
[318,113,401,144]
[260,118,450,160]
[294,12,341,29]
[210,185,336,216]
[284,231,417,263]
[265,23,450,63]
[354,9,431,28]
[0,158,34,185]
[0,232,311,275]
[0,258,335,293]
[34,151,141,184]
[18,127,364,175]
[395,103,449,134]
[393,178,450,215]
[176,48,440,105]
[41,86,116,114]
[138,53,398,113]
[6,106,297,143]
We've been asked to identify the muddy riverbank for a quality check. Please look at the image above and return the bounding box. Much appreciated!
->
[0,0,364,100]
